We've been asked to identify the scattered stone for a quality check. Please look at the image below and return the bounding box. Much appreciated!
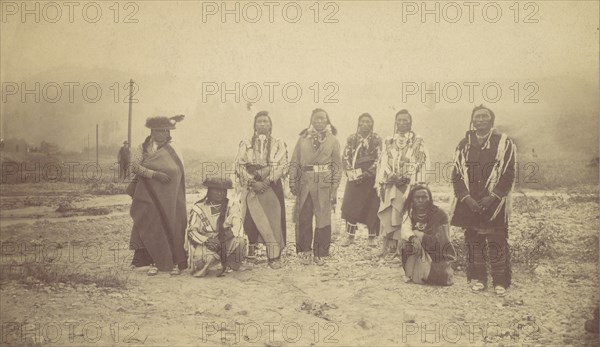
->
[534,265,552,276]
[224,303,232,310]
[357,318,374,329]
[300,300,336,320]
[403,310,416,323]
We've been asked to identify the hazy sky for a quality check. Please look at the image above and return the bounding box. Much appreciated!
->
[1,0,598,160]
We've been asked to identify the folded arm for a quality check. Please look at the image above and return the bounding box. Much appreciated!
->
[131,144,157,178]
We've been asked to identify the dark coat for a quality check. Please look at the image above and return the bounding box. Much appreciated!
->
[341,133,381,227]
[450,131,516,229]
[118,146,130,163]
[403,206,456,286]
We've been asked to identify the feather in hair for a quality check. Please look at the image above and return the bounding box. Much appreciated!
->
[170,114,185,123]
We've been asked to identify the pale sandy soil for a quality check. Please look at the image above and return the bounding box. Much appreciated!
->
[0,183,598,346]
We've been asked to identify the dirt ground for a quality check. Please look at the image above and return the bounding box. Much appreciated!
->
[0,183,598,346]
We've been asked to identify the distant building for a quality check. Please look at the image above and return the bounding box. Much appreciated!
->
[0,138,29,161]
[0,138,28,153]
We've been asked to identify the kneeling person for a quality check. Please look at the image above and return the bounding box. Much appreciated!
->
[401,185,456,286]
[187,177,247,277]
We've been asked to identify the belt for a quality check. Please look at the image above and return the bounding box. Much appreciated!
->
[301,164,330,173]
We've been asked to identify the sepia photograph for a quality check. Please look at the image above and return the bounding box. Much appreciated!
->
[0,0,599,345]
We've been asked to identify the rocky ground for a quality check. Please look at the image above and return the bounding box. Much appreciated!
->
[0,183,598,346]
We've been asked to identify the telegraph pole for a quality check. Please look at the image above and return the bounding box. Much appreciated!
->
[96,124,99,167]
[128,79,133,145]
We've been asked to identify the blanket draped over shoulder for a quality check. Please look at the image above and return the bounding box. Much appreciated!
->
[450,130,516,228]
[376,133,428,240]
[234,136,288,259]
[129,144,187,271]
[341,133,382,229]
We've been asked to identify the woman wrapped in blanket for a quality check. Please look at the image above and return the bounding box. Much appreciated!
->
[129,115,187,276]
[400,184,456,286]
[234,111,288,269]
[376,109,429,259]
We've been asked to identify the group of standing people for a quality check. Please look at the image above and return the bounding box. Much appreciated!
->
[127,105,516,296]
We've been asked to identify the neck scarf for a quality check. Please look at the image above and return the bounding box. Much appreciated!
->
[307,124,332,150]
[357,133,371,150]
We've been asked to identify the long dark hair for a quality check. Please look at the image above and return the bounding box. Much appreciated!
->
[469,104,495,131]
[198,192,229,231]
[403,184,434,217]
[215,197,229,231]
[464,105,496,150]
[198,191,230,276]
[252,111,273,165]
[393,109,412,134]
[352,113,374,148]
[299,108,338,136]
